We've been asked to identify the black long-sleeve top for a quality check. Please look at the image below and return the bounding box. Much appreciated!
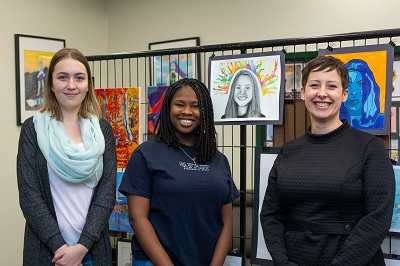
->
[260,121,395,266]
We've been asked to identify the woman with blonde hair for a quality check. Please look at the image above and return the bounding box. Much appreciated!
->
[17,48,116,266]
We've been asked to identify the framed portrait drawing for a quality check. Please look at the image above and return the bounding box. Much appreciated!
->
[209,51,285,125]
[319,44,394,135]
[251,147,280,265]
[149,37,200,86]
[15,34,65,125]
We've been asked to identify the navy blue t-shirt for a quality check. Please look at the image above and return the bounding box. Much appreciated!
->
[118,140,240,266]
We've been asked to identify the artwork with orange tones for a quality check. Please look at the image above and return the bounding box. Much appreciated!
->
[320,44,394,135]
[95,88,140,168]
[209,51,285,125]
[15,34,65,125]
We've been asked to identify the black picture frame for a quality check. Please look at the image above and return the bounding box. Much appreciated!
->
[319,44,394,135]
[208,51,285,125]
[15,34,65,125]
[251,147,281,265]
[148,37,200,86]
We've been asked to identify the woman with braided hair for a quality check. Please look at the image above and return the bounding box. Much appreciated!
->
[119,78,240,266]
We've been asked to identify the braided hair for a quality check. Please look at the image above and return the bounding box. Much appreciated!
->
[154,78,217,163]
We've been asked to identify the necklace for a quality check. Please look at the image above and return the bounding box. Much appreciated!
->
[179,145,196,164]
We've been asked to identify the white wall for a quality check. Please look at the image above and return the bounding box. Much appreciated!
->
[3,0,400,265]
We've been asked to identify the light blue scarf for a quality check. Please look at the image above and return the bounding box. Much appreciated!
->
[33,111,105,188]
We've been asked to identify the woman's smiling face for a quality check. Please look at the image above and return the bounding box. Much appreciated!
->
[169,85,200,145]
[301,68,348,126]
[51,58,88,115]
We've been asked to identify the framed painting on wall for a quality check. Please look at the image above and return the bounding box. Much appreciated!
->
[149,37,200,86]
[15,34,65,125]
[94,87,140,169]
[319,44,394,135]
[209,51,285,125]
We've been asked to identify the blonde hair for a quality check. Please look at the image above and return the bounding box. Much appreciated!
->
[40,48,101,121]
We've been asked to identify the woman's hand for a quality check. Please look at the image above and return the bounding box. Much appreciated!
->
[53,244,88,266]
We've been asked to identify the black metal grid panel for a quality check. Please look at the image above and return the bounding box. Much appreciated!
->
[86,28,400,266]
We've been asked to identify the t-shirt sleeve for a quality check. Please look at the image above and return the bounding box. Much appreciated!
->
[118,147,152,199]
[222,155,240,204]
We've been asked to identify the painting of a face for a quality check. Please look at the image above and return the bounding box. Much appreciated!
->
[234,75,253,107]
[170,62,176,72]
[344,70,363,116]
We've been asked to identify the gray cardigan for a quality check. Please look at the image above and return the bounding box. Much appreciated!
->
[17,117,117,266]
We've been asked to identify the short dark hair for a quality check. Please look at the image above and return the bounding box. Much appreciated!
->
[155,78,217,163]
[302,56,348,90]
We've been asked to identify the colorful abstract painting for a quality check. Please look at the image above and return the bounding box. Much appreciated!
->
[319,44,394,135]
[95,87,140,168]
[209,51,285,125]
[147,86,169,140]
[108,171,133,233]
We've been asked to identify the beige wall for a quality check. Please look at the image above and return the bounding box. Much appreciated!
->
[106,0,400,53]
[2,0,400,264]
[0,0,108,265]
